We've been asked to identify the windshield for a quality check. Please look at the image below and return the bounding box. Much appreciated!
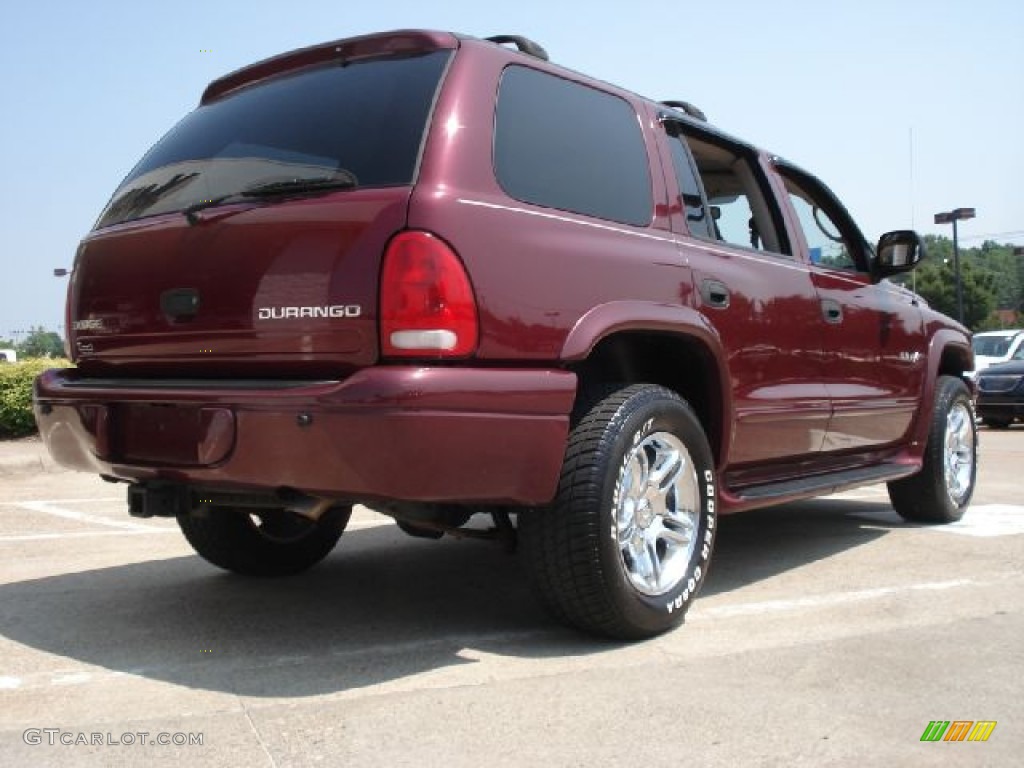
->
[96,50,450,228]
[972,335,1018,357]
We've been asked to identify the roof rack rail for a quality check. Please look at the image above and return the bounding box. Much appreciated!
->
[485,35,549,61]
[661,100,708,122]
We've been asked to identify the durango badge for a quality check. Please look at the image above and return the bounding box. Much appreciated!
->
[257,305,362,320]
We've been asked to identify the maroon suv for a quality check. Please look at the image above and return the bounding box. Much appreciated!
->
[35,30,976,639]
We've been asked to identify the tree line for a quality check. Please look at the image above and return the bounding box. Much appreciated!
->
[0,326,65,359]
[896,236,1023,331]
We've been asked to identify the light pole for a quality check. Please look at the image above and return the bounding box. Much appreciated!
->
[934,207,975,325]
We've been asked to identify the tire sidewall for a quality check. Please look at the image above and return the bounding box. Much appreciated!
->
[932,378,977,515]
[595,390,717,633]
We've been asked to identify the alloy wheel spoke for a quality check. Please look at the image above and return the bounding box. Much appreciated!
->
[616,430,702,597]
[658,519,693,548]
[649,448,683,493]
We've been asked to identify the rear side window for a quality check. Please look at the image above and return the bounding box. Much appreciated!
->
[96,51,451,228]
[494,66,652,226]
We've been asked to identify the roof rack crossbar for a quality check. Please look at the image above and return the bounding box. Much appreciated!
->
[485,35,549,61]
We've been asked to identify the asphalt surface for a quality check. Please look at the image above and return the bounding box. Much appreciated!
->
[1,429,1022,766]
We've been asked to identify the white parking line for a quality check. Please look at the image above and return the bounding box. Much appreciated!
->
[695,578,974,619]
[1,498,124,507]
[1,499,390,544]
[0,529,178,543]
[14,500,154,531]
[0,676,23,689]
[850,504,1024,537]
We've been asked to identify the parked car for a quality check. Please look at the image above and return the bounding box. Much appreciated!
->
[0,349,16,363]
[34,30,976,639]
[969,329,1024,379]
[976,345,1024,428]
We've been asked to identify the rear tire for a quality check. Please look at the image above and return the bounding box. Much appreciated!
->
[888,376,976,523]
[520,384,717,640]
[177,505,351,577]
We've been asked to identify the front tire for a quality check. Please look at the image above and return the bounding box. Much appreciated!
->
[888,376,977,523]
[177,505,351,577]
[520,384,717,640]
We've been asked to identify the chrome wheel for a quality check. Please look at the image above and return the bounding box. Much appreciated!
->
[615,431,700,596]
[944,401,975,505]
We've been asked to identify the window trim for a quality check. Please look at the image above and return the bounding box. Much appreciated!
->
[662,120,716,241]
[774,160,873,272]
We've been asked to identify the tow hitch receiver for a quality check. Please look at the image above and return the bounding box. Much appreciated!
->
[128,484,191,518]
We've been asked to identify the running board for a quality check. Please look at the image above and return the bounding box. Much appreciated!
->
[731,463,917,502]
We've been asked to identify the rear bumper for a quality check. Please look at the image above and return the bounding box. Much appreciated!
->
[33,366,576,504]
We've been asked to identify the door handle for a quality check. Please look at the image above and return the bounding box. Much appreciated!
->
[700,279,731,309]
[821,298,843,324]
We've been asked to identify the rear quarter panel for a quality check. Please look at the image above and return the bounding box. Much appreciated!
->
[408,41,689,361]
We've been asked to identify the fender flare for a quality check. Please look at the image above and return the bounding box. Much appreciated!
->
[911,328,973,448]
[560,300,734,463]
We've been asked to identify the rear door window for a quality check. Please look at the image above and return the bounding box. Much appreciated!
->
[672,128,788,256]
[493,66,652,226]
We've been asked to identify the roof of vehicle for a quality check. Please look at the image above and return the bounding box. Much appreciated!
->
[199,29,762,157]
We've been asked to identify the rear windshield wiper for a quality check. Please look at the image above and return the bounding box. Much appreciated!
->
[183,194,236,224]
[182,170,359,225]
[241,170,359,198]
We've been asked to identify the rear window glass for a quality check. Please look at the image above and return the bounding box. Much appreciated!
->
[96,51,450,228]
[494,66,652,226]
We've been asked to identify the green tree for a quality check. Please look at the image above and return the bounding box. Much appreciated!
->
[17,326,65,358]
[970,240,1020,312]
[912,259,996,330]
[921,234,953,265]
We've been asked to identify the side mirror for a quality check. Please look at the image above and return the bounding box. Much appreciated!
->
[875,230,925,277]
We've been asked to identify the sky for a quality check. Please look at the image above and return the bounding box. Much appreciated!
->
[1,0,1021,340]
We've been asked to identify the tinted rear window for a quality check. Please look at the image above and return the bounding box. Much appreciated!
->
[494,66,652,226]
[96,51,450,228]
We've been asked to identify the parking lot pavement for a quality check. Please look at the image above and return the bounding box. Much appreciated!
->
[0,436,60,476]
[0,429,1021,766]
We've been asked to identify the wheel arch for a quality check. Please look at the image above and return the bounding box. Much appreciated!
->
[561,301,732,466]
[911,329,974,448]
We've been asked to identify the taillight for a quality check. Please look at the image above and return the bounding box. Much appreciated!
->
[380,231,478,358]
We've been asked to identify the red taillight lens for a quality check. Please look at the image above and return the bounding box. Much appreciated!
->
[380,231,478,358]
